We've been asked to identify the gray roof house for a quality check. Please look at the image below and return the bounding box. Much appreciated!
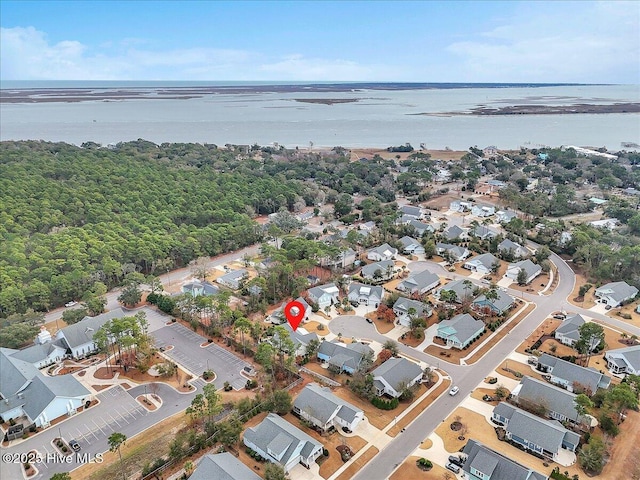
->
[293,383,364,432]
[436,313,485,349]
[436,279,476,303]
[472,290,515,316]
[444,224,467,240]
[462,439,548,480]
[605,345,640,376]
[275,323,319,358]
[243,413,323,472]
[307,283,340,310]
[372,357,423,398]
[594,281,639,308]
[9,329,66,369]
[436,243,470,262]
[400,205,424,219]
[492,403,580,462]
[367,243,398,261]
[361,260,395,281]
[471,224,499,240]
[181,280,219,297]
[320,248,357,269]
[399,236,425,255]
[393,297,432,327]
[511,376,586,424]
[554,314,586,347]
[347,283,384,307]
[190,453,261,480]
[536,354,611,394]
[269,297,310,325]
[498,239,529,258]
[317,341,373,374]
[464,253,499,275]
[495,210,519,224]
[506,259,542,284]
[396,269,440,295]
[409,219,434,237]
[216,269,248,289]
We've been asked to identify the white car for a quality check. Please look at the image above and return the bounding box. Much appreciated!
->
[449,386,460,396]
[65,301,77,308]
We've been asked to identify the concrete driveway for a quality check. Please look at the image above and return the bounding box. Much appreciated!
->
[153,322,251,390]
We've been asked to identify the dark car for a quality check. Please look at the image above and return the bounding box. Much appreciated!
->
[448,455,463,466]
[366,318,373,324]
[69,439,81,452]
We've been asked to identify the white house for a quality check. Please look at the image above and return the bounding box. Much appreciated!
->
[293,383,364,432]
[471,204,496,217]
[449,200,471,212]
[361,260,395,281]
[409,219,434,237]
[396,269,440,295]
[536,354,611,394]
[505,259,542,284]
[399,205,424,219]
[190,453,262,480]
[605,345,640,376]
[463,253,498,275]
[594,281,639,308]
[181,280,219,297]
[367,243,398,261]
[243,413,323,472]
[436,243,470,262]
[399,236,425,255]
[347,283,384,307]
[392,297,432,327]
[554,314,586,347]
[307,283,340,310]
[216,269,248,289]
[56,308,129,359]
[495,210,518,224]
[372,357,423,398]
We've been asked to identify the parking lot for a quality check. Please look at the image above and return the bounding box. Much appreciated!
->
[153,322,252,390]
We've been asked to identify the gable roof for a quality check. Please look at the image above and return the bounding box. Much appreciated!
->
[308,283,339,299]
[393,297,431,317]
[445,225,465,239]
[217,269,248,283]
[190,453,261,480]
[399,236,421,249]
[555,314,585,337]
[498,238,525,252]
[293,383,362,426]
[605,345,640,371]
[398,269,440,292]
[436,243,468,260]
[318,341,372,370]
[463,439,548,480]
[400,205,422,217]
[22,374,90,422]
[437,313,484,344]
[0,348,40,396]
[439,279,475,301]
[514,377,583,422]
[348,282,383,299]
[58,308,128,349]
[472,225,498,238]
[595,281,639,303]
[538,354,611,392]
[372,357,423,391]
[182,280,219,296]
[473,290,514,313]
[466,253,498,270]
[509,259,541,277]
[409,219,433,233]
[369,243,397,257]
[361,260,394,278]
[280,324,319,351]
[8,342,65,365]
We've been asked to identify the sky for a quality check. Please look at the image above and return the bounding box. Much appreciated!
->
[1,1,638,83]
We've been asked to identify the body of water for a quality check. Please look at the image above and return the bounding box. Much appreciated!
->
[1,83,638,150]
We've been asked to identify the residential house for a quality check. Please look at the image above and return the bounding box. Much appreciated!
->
[462,439,548,480]
[470,224,499,240]
[511,377,586,424]
[216,269,248,289]
[359,221,376,231]
[275,324,319,357]
[372,357,423,398]
[55,308,128,359]
[317,340,373,374]
[361,260,395,282]
[409,219,434,237]
[536,354,611,394]
[589,218,619,231]
[498,239,529,259]
[436,279,476,303]
[624,187,640,196]
[347,283,384,307]
[604,345,640,376]
[243,413,323,472]
[269,297,310,325]
[472,290,515,316]
[393,297,432,327]
[0,348,91,429]
[464,253,499,275]
[436,169,452,183]
[399,236,425,256]
[436,313,485,349]
[594,281,639,308]
[320,248,357,269]
[449,200,471,212]
[399,205,424,219]
[181,280,219,297]
[307,283,340,310]
[487,179,506,189]
[12,327,67,369]
[471,204,496,217]
[367,243,398,262]
[396,269,440,295]
[436,243,470,262]
[554,314,586,347]
[444,224,467,240]
[293,383,364,432]
[483,146,498,157]
[189,453,262,480]
[496,210,518,224]
[505,260,542,284]
[492,403,580,462]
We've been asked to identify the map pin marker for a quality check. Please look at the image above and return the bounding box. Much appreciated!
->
[284,300,305,332]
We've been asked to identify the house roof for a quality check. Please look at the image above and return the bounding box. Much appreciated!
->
[445,225,465,239]
[606,345,640,371]
[473,290,514,313]
[466,253,498,270]
[509,259,542,277]
[372,357,423,392]
[400,205,422,217]
[190,453,261,480]
[595,281,639,303]
[493,402,580,453]
[22,374,90,422]
[182,280,219,296]
[409,219,432,233]
[369,243,397,257]
[58,308,128,349]
[0,348,40,396]
[348,283,383,300]
[472,225,498,238]
[538,354,611,392]
[361,260,394,278]
[437,314,484,345]
[318,341,372,369]
[498,238,524,252]
[217,269,248,283]
[243,413,322,467]
[398,269,440,292]
[293,383,362,426]
[555,314,585,336]
[497,210,518,221]
[280,324,319,351]
[515,377,583,423]
[399,236,420,248]
[308,283,339,299]
[438,279,475,302]
[9,342,65,365]
[393,297,431,317]
[463,439,548,480]
[436,243,468,260]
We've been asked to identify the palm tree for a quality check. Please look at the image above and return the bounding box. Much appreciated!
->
[234,317,252,355]
[108,432,127,480]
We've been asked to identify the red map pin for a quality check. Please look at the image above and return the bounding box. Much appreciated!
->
[284,300,305,332]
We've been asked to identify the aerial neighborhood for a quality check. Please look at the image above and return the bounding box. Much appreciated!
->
[2,142,640,480]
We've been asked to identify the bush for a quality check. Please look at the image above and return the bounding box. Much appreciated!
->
[371,396,399,410]
[416,458,433,470]
[245,379,258,390]
[323,448,329,457]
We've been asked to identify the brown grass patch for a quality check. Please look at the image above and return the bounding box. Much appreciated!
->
[516,318,562,354]
[600,409,640,480]
[335,446,379,480]
[364,312,395,334]
[470,387,510,406]
[497,360,545,382]
[304,320,330,336]
[390,456,450,480]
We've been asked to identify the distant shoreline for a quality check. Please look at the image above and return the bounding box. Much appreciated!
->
[412,102,640,116]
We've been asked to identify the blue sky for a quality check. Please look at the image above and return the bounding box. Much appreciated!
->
[1,1,638,82]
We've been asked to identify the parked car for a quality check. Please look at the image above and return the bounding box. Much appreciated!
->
[448,455,463,466]
[366,318,373,324]
[69,439,81,452]
[449,386,460,396]
[552,313,566,319]
[65,301,77,308]
[446,463,461,474]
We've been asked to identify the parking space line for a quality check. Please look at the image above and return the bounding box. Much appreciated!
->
[92,418,106,435]
[108,413,121,427]
[117,410,130,424]
[76,427,90,445]
[87,426,100,441]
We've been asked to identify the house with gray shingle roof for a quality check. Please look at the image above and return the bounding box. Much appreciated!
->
[399,236,425,255]
[536,354,611,394]
[506,259,542,284]
[399,205,425,219]
[317,341,373,374]
[554,314,585,347]
[409,219,434,237]
[392,297,432,327]
[435,279,476,303]
[605,345,640,376]
[444,224,467,240]
[274,323,319,357]
[190,453,261,480]
[436,313,485,349]
[471,204,496,217]
[436,243,470,262]
[464,253,499,275]
[495,210,519,224]
[320,248,356,269]
[498,239,529,258]
[594,281,639,308]
[347,283,384,307]
[462,439,548,480]
[361,260,395,282]
[9,329,66,369]
[181,280,219,297]
[472,290,515,316]
[367,243,398,261]
[293,383,364,432]
[55,307,129,358]
[269,297,310,325]
[492,403,580,462]
[471,224,499,240]
[243,413,323,472]
[216,269,248,289]
[307,283,340,310]
[396,269,440,295]
[372,357,423,398]
[511,377,586,424]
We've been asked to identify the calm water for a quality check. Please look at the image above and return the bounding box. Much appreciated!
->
[1,83,638,150]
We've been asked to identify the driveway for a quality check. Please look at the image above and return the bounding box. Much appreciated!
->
[153,322,251,390]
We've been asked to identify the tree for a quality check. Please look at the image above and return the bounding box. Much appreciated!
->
[306,338,321,358]
[606,383,638,423]
[578,435,606,474]
[118,278,142,307]
[189,257,211,282]
[577,322,605,361]
[378,348,393,363]
[271,389,292,414]
[516,268,528,286]
[62,307,88,325]
[215,415,243,447]
[264,463,287,480]
[50,474,72,480]
[108,432,127,480]
[233,317,252,355]
[574,393,594,421]
[439,289,458,304]
[255,342,274,371]
[383,340,399,356]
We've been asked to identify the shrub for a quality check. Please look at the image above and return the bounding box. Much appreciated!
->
[371,396,399,410]
[417,458,433,470]
[323,448,329,457]
[245,379,258,390]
